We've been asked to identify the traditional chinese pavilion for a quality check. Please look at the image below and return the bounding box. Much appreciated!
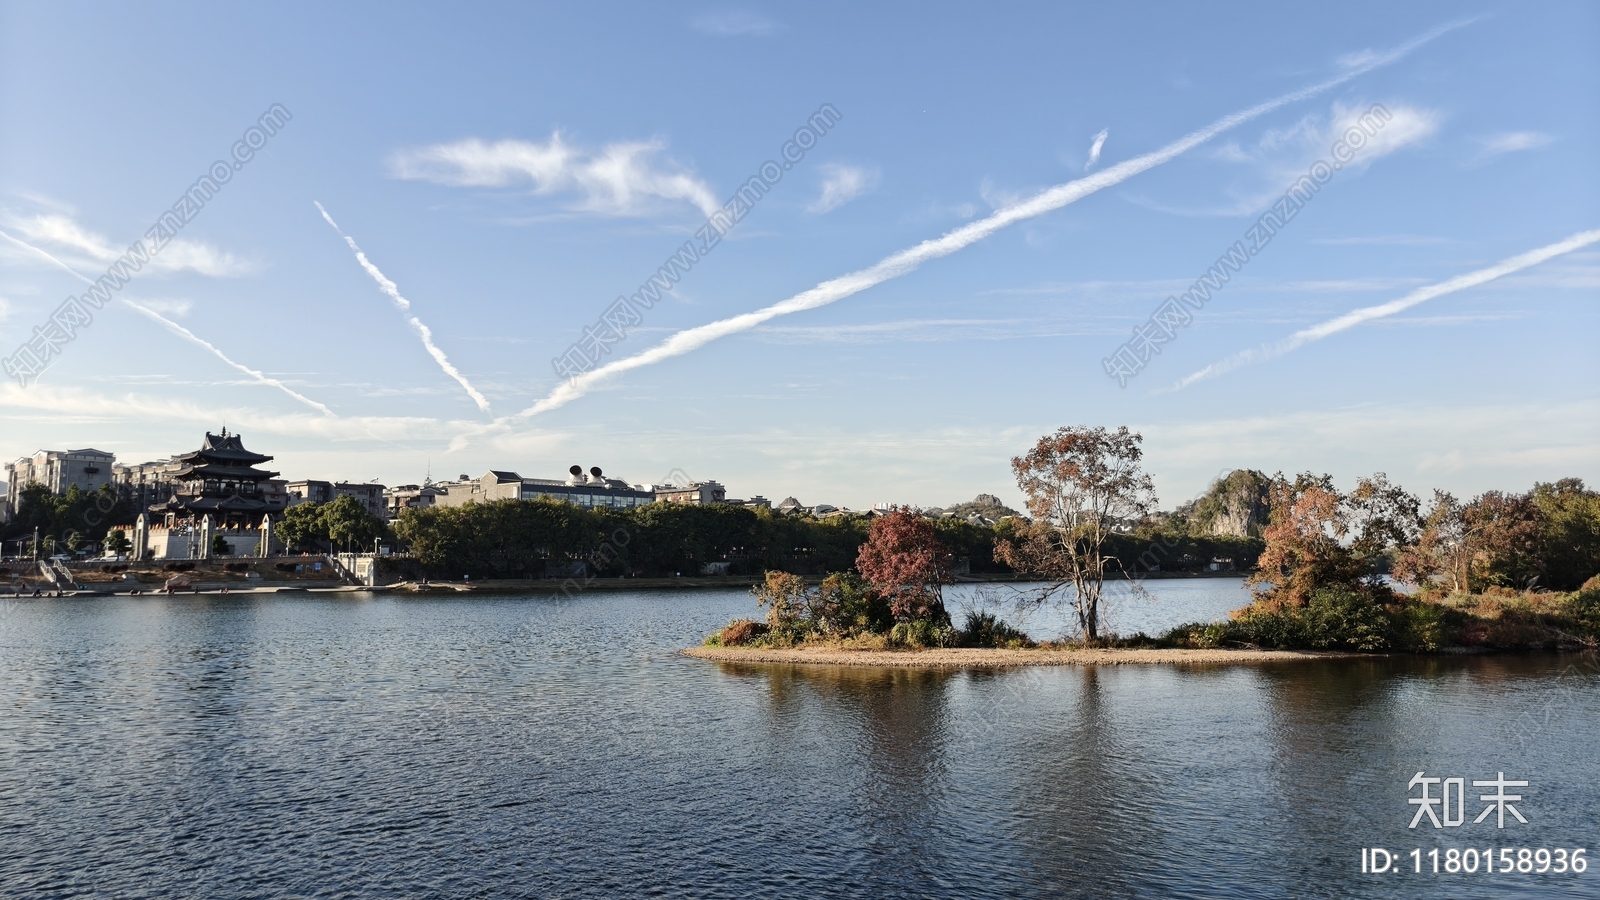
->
[151,429,287,528]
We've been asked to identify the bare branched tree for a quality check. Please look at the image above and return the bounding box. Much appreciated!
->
[996,425,1156,641]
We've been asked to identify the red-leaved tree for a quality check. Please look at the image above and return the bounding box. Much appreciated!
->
[1248,472,1420,610]
[856,509,953,623]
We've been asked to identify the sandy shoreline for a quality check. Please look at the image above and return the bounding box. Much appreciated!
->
[682,645,1357,668]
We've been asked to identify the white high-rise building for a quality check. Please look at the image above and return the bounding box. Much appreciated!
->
[4,448,117,513]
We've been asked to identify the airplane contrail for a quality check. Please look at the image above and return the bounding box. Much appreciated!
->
[2,228,337,414]
[484,19,1470,436]
[0,228,92,280]
[120,300,337,415]
[315,201,492,413]
[1171,227,1600,391]
[1085,129,1110,171]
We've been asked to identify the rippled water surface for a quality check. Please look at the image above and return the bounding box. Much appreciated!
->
[1,583,1596,898]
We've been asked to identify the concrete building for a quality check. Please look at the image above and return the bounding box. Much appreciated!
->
[655,481,726,505]
[434,470,525,506]
[114,457,186,511]
[286,481,387,519]
[383,483,445,519]
[435,465,654,510]
[5,448,117,515]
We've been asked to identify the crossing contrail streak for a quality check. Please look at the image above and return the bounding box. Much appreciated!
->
[315,201,492,413]
[489,19,1470,435]
[2,228,337,414]
[120,300,337,415]
[0,229,91,280]
[1171,227,1600,391]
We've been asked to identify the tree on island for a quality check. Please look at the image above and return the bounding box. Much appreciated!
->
[1393,489,1538,595]
[996,425,1156,642]
[856,508,953,624]
[1247,472,1419,610]
[1530,479,1600,590]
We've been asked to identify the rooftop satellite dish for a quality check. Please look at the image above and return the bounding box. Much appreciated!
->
[589,466,603,478]
[569,465,584,477]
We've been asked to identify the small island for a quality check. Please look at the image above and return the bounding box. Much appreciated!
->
[684,645,1350,667]
[690,428,1600,668]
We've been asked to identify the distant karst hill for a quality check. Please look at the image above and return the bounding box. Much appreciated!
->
[931,493,1024,521]
[1175,470,1272,538]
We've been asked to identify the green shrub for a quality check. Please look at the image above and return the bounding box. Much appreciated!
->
[1390,599,1447,652]
[889,619,956,649]
[1159,622,1230,649]
[1228,586,1394,651]
[1567,575,1600,637]
[959,610,1035,648]
[814,572,893,636]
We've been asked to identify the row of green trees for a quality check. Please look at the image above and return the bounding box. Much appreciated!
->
[277,496,390,554]
[0,484,132,555]
[392,500,883,578]
[386,488,1268,583]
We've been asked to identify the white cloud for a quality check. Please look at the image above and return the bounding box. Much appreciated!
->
[132,298,193,317]
[755,317,1113,345]
[0,295,10,327]
[390,133,721,218]
[1282,276,1428,293]
[1161,101,1440,216]
[5,212,252,277]
[807,164,878,213]
[1371,312,1527,327]
[978,177,1034,211]
[1471,131,1554,164]
[690,10,781,36]
[0,380,466,443]
[1085,129,1109,170]
[1311,234,1449,246]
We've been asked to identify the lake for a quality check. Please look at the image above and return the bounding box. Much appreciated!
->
[0,580,1595,898]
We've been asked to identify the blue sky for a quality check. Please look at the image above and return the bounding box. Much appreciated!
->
[2,1,1596,511]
